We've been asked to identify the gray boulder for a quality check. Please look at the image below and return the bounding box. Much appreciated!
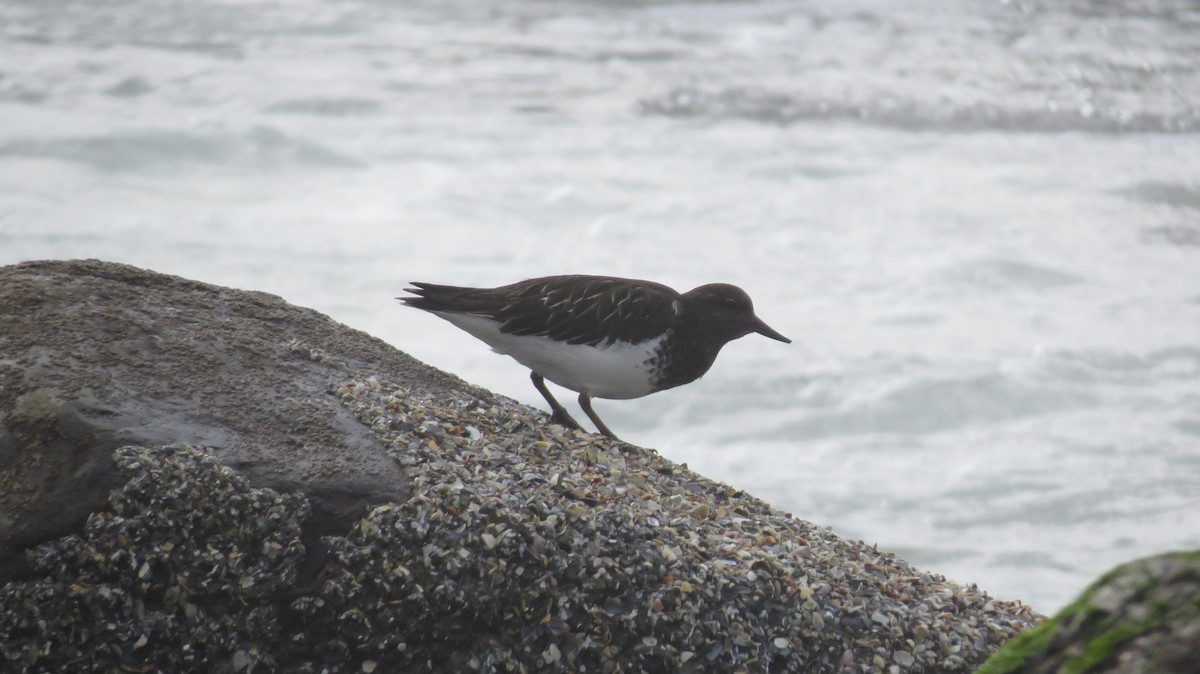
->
[0,258,475,579]
[1,259,1043,673]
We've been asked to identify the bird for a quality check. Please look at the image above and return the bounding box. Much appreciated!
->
[399,275,791,441]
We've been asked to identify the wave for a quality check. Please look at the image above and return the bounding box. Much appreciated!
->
[735,345,1200,440]
[641,86,1200,134]
[263,97,383,116]
[0,126,363,172]
[781,372,1097,438]
[932,257,1084,292]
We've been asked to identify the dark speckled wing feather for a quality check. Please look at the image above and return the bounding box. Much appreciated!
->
[404,275,680,347]
[497,276,680,346]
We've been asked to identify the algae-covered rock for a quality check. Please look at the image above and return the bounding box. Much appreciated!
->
[974,551,1199,674]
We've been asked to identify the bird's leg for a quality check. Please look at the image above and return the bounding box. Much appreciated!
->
[578,393,620,441]
[530,372,583,431]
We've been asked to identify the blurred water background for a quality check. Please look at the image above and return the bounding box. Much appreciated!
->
[2,0,1198,614]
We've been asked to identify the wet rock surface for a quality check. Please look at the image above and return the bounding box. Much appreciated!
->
[1,259,1044,672]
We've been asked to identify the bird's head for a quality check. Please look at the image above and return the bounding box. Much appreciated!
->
[683,283,791,344]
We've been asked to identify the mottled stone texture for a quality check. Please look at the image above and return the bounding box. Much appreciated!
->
[0,259,1053,673]
[975,552,1200,674]
[1,445,309,673]
[0,258,471,579]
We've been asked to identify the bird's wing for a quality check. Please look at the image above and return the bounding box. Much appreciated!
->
[494,276,679,346]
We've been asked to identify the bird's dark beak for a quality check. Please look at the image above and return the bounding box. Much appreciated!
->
[750,316,791,344]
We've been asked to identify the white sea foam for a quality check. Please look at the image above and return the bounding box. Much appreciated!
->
[2,0,1198,613]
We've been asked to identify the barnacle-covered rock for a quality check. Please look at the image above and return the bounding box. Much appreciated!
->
[0,259,456,579]
[1,259,1050,673]
[0,444,308,673]
[289,376,1043,673]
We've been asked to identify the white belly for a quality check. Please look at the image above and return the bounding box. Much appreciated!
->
[431,312,662,399]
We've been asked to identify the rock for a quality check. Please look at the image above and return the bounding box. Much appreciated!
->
[1,445,310,672]
[0,258,476,579]
[974,551,1200,674]
[1,259,1045,673]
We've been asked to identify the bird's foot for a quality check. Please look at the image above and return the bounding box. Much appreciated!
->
[550,409,584,432]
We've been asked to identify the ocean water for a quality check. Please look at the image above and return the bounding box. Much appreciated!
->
[2,0,1198,614]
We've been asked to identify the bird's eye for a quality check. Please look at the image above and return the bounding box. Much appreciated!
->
[723,297,740,308]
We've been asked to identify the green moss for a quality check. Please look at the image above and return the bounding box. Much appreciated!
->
[975,552,1200,674]
[1176,550,1200,563]
[1063,617,1163,674]
[974,571,1117,674]
[972,615,1060,674]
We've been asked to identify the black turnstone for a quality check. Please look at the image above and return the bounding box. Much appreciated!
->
[399,275,791,440]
